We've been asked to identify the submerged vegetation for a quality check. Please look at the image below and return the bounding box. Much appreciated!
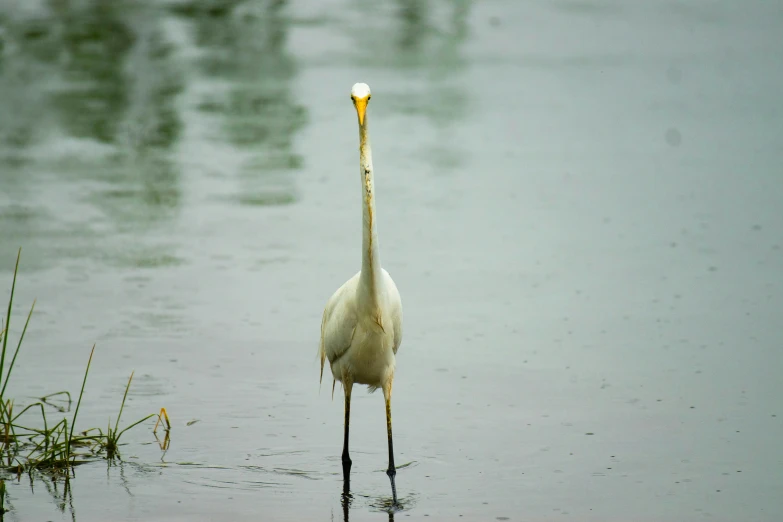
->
[0,248,170,506]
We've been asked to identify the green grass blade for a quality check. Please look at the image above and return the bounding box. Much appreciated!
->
[0,248,22,399]
[40,391,72,404]
[66,345,95,467]
[113,371,134,435]
[11,402,49,452]
[116,413,156,440]
[0,299,35,399]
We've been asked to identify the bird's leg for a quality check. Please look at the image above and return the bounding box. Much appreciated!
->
[383,380,397,504]
[342,380,353,478]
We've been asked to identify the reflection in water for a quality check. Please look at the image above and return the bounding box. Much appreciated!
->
[0,0,186,268]
[187,0,306,206]
[52,1,185,233]
[340,473,398,522]
[342,469,353,521]
[340,465,419,520]
[399,0,470,170]
[0,0,309,264]
[50,0,135,144]
[0,39,50,156]
[390,0,471,172]
[121,25,184,152]
[21,471,78,522]
[10,461,148,521]
[396,0,428,52]
[0,7,57,264]
[61,477,77,522]
[46,0,184,152]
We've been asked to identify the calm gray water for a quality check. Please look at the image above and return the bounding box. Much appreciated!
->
[1,0,782,520]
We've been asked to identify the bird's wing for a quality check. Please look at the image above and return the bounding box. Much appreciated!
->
[384,269,403,355]
[391,302,402,355]
[319,274,359,385]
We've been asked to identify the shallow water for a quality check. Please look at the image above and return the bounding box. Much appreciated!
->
[0,0,782,520]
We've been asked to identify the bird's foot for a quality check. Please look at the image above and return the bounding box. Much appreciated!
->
[342,453,352,475]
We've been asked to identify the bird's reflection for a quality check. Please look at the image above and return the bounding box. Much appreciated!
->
[341,466,353,521]
[340,466,404,522]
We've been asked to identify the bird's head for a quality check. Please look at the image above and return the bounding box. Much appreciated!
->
[350,83,371,126]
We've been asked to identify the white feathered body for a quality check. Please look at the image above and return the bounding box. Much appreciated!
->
[320,269,403,392]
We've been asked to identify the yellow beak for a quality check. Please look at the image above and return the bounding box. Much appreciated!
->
[354,97,369,126]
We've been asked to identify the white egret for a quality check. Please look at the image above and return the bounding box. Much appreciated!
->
[319,82,403,502]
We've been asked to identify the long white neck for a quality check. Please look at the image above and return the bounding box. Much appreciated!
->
[358,118,382,307]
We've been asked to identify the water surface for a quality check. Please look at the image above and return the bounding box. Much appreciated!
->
[0,0,782,520]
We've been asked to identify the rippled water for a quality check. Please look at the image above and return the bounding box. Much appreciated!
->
[0,0,782,520]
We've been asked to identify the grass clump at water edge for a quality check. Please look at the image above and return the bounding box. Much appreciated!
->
[0,248,171,506]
